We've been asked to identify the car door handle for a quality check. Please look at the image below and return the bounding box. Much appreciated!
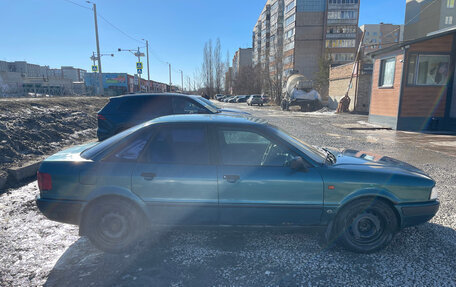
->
[223,175,240,183]
[141,172,156,181]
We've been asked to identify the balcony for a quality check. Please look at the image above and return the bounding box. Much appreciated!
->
[325,33,357,39]
[327,19,358,25]
[328,3,358,10]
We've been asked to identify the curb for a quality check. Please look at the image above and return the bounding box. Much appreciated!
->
[0,175,6,191]
[6,161,42,186]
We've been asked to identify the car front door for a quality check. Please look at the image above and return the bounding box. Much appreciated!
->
[215,127,324,226]
[131,124,218,225]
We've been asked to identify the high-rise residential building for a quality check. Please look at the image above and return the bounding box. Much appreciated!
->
[404,0,456,41]
[253,0,360,84]
[361,23,404,54]
[232,48,253,78]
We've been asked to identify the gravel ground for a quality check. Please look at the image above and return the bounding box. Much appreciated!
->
[0,97,108,185]
[1,101,455,286]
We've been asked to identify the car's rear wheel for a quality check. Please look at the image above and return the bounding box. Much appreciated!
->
[84,198,146,253]
[335,198,398,253]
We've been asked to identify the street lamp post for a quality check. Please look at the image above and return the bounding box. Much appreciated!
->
[142,39,150,90]
[179,69,184,92]
[87,1,103,96]
[118,47,145,92]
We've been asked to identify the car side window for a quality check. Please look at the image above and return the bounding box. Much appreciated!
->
[145,126,210,165]
[172,97,207,114]
[117,97,172,115]
[103,131,151,162]
[218,129,296,167]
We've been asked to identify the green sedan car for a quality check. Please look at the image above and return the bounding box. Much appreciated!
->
[36,114,439,253]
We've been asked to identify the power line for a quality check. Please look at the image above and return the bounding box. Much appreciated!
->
[373,0,439,42]
[61,0,91,10]
[97,13,144,44]
[62,0,182,74]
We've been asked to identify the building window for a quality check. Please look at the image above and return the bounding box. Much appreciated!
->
[325,39,356,48]
[285,28,294,39]
[407,54,450,86]
[378,57,396,88]
[285,1,295,13]
[327,25,357,34]
[448,0,455,8]
[285,14,295,27]
[283,55,293,64]
[329,0,358,3]
[328,10,357,19]
[271,1,278,11]
[284,41,295,51]
[445,16,453,24]
[331,53,355,62]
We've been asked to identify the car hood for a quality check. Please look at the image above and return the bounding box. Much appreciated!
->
[44,142,97,162]
[332,149,430,177]
[219,108,251,115]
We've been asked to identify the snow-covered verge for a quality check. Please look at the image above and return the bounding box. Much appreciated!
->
[0,182,79,286]
[0,97,108,187]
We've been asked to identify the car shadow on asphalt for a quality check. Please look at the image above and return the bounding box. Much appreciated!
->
[44,223,456,286]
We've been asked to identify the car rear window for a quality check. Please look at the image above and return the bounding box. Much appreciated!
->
[81,123,146,159]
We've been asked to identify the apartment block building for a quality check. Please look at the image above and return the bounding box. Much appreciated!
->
[253,0,360,83]
[360,23,404,54]
[404,0,456,40]
[232,48,253,78]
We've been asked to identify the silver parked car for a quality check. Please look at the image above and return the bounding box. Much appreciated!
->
[247,95,263,106]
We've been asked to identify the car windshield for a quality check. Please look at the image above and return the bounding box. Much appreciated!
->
[81,123,147,159]
[195,96,220,110]
[192,96,219,113]
[270,125,326,164]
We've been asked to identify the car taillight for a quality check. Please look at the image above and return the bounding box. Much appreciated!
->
[37,171,52,191]
[97,114,106,120]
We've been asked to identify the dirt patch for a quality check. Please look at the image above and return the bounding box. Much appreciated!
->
[0,97,108,187]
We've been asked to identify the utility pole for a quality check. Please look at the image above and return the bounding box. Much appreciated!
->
[145,40,150,84]
[91,2,103,96]
[179,70,184,92]
[168,63,172,88]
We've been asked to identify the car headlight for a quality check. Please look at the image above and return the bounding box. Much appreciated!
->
[430,187,439,200]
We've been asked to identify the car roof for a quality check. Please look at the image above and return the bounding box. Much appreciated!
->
[110,93,191,100]
[149,114,268,126]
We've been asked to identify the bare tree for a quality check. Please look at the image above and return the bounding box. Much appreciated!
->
[268,41,284,105]
[214,38,223,95]
[202,40,214,97]
[314,53,332,101]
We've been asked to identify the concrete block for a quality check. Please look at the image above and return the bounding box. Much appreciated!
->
[0,172,7,190]
[7,161,41,183]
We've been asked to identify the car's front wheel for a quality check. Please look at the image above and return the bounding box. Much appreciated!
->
[335,198,398,253]
[84,198,146,253]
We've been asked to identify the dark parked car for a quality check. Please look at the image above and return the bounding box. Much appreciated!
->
[37,114,439,254]
[96,93,246,141]
[236,95,249,103]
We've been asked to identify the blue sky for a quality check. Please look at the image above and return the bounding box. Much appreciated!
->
[0,0,405,85]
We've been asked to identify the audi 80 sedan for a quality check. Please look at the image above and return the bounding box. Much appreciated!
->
[36,115,439,253]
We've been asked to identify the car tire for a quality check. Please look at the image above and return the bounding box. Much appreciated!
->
[84,198,146,253]
[334,198,398,253]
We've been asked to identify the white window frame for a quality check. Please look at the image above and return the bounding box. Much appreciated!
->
[378,57,396,88]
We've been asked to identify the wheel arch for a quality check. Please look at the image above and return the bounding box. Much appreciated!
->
[79,186,150,236]
[335,190,402,230]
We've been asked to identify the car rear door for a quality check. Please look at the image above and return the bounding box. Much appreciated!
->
[131,123,218,225]
[215,126,324,226]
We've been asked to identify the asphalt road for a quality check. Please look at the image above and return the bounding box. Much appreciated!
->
[1,102,455,287]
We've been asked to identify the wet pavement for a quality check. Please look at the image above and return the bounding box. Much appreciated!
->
[1,102,455,287]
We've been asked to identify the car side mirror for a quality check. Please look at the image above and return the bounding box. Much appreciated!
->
[290,156,308,172]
